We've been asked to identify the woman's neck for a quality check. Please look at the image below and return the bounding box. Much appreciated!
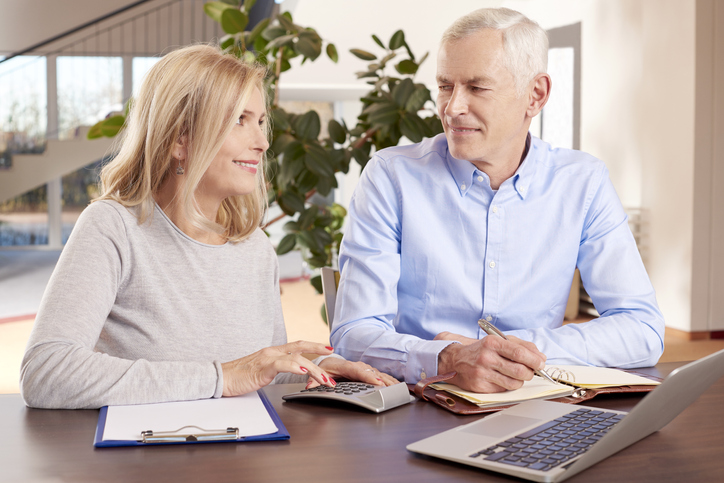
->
[154,177,226,245]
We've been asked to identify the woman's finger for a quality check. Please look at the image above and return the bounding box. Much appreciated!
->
[281,340,334,356]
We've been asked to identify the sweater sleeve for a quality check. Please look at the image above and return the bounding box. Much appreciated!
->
[20,202,220,409]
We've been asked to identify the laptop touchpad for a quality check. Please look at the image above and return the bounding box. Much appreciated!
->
[460,415,542,439]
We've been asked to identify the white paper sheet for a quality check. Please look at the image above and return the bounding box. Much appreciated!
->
[102,392,278,442]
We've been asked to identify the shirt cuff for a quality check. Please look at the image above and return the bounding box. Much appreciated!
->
[212,360,224,398]
[404,339,459,384]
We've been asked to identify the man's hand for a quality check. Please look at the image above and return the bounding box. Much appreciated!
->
[434,331,478,345]
[437,335,546,393]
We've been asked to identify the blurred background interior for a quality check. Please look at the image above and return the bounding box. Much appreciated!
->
[2,0,724,394]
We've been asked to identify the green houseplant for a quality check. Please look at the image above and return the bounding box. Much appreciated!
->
[89,0,442,309]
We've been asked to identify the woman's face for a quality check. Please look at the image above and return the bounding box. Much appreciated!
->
[196,87,269,206]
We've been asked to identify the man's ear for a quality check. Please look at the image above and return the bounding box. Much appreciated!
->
[526,73,551,118]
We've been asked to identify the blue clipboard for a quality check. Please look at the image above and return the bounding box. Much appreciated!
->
[94,389,289,447]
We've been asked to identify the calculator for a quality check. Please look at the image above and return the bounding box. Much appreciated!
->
[282,381,414,413]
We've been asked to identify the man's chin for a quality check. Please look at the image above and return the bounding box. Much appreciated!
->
[447,143,483,162]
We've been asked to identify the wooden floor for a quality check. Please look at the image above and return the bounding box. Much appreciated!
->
[2,279,723,394]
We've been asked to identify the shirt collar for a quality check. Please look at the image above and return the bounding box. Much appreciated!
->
[444,132,536,198]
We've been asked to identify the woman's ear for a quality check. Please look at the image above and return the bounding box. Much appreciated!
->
[526,73,552,118]
[173,135,188,161]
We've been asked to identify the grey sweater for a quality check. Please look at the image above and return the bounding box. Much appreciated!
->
[20,200,291,409]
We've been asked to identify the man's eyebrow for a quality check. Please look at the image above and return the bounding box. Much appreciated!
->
[435,75,495,85]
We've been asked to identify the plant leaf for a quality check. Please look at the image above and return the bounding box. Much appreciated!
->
[371,34,385,49]
[326,43,338,63]
[298,205,319,230]
[328,119,346,144]
[262,25,287,41]
[276,233,297,255]
[278,190,306,215]
[399,112,425,143]
[304,145,335,177]
[405,85,432,112]
[293,110,321,140]
[248,17,270,42]
[86,121,104,139]
[242,0,257,12]
[395,59,418,75]
[389,30,405,50]
[366,103,400,126]
[283,220,300,233]
[221,9,248,34]
[311,275,323,295]
[265,33,296,51]
[391,78,415,108]
[271,108,291,131]
[277,14,297,33]
[100,115,126,137]
[295,35,321,60]
[350,49,377,61]
[203,1,234,23]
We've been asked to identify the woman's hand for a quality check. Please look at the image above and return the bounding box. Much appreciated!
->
[312,358,400,388]
[221,341,335,397]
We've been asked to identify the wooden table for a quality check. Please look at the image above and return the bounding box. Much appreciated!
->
[2,363,723,483]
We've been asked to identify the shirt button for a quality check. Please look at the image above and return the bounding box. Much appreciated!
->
[489,261,496,269]
[460,184,466,190]
[477,175,484,182]
[420,371,427,380]
[492,206,498,213]
[486,316,492,322]
[520,186,526,193]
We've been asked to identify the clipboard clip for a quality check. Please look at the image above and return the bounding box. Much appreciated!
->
[141,425,239,443]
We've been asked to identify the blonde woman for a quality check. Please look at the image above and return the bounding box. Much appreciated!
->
[20,45,396,409]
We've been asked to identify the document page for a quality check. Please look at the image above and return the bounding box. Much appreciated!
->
[543,365,661,389]
[431,378,574,408]
[102,392,278,442]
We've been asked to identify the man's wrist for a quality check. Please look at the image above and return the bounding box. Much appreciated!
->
[437,342,461,375]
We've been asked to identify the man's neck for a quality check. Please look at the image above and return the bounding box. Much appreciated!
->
[472,135,530,190]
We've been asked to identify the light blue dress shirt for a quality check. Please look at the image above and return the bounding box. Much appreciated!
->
[332,133,665,384]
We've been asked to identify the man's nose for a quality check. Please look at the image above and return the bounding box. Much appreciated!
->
[444,86,468,116]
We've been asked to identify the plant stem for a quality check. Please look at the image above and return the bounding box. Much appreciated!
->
[262,189,318,229]
[273,49,283,107]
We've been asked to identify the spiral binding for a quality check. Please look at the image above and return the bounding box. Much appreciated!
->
[544,367,576,384]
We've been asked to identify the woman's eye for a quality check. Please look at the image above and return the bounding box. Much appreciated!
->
[236,115,245,125]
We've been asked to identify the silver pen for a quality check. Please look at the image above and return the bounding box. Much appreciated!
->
[477,318,558,384]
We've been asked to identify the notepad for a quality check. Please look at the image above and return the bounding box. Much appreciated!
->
[431,365,660,408]
[94,390,289,447]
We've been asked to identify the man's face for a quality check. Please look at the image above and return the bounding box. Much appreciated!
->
[436,29,531,169]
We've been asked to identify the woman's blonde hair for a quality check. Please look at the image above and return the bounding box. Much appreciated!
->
[97,44,269,242]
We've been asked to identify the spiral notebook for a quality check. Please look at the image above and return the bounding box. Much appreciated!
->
[428,365,660,409]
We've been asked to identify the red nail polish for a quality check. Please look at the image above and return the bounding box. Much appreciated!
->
[330,378,337,386]
[325,346,334,350]
[322,374,328,383]
[300,366,308,373]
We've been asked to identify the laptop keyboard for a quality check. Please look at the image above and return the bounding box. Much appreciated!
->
[469,408,625,472]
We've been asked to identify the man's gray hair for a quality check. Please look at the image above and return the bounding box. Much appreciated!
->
[441,8,548,94]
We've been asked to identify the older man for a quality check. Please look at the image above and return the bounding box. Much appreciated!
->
[331,8,664,393]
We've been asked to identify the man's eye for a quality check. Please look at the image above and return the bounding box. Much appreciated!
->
[438,85,452,91]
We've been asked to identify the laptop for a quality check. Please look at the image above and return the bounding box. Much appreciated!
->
[407,348,724,482]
